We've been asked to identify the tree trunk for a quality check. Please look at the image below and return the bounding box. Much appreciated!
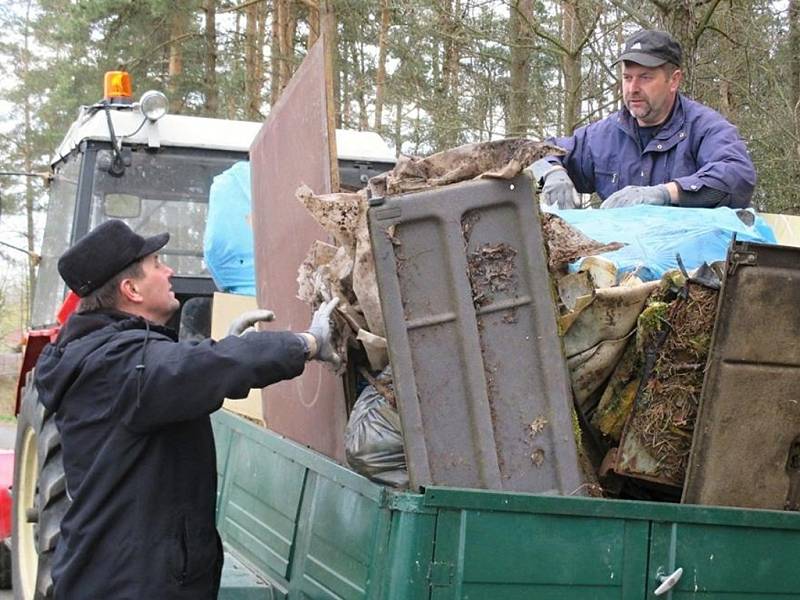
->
[306,0,320,49]
[203,0,218,116]
[350,42,369,130]
[23,0,35,321]
[245,2,260,119]
[319,0,338,127]
[561,0,581,135]
[270,3,281,105]
[508,0,533,137]
[651,0,724,96]
[274,0,297,97]
[791,0,800,116]
[167,6,189,113]
[394,98,403,155]
[433,0,462,149]
[256,0,268,114]
[373,0,391,132]
[790,0,800,180]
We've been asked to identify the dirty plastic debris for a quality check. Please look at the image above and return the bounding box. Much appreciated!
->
[344,370,408,488]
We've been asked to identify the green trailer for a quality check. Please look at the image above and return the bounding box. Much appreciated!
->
[213,408,800,600]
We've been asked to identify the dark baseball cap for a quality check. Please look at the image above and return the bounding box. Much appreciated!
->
[58,220,169,297]
[614,30,682,67]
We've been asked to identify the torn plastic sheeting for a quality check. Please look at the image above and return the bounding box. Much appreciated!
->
[204,161,256,295]
[548,206,777,281]
[568,336,631,414]
[562,281,658,411]
[561,282,659,357]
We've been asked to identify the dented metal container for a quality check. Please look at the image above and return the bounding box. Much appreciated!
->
[683,241,800,510]
[368,175,584,494]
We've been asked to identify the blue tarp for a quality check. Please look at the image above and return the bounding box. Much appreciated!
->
[204,161,256,295]
[549,205,777,281]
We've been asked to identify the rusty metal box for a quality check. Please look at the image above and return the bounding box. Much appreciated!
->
[683,240,800,509]
[368,175,584,494]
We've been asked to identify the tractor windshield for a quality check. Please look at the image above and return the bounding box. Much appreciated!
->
[89,147,244,277]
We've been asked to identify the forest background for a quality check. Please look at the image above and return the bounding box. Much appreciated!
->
[0,0,798,355]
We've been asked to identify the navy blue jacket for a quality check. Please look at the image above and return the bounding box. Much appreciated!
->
[35,310,306,599]
[551,94,756,207]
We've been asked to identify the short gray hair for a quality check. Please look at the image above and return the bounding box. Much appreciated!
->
[663,63,680,77]
[77,259,144,313]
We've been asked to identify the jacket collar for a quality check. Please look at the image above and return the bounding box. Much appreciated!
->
[55,309,176,350]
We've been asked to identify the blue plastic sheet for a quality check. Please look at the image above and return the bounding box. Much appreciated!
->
[203,161,256,295]
[550,206,777,281]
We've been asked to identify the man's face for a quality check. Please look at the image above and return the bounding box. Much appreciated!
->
[622,62,681,126]
[130,253,179,325]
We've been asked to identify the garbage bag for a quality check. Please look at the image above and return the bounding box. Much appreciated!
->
[548,205,776,282]
[204,161,256,295]
[344,374,408,488]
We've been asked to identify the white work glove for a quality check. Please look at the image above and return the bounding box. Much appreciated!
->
[601,185,670,209]
[528,158,580,209]
[227,309,276,336]
[305,297,341,368]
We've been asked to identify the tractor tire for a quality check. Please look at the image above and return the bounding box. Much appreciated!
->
[12,372,69,600]
[0,544,11,589]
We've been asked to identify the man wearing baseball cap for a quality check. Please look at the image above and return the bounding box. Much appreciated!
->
[34,219,339,598]
[530,29,756,209]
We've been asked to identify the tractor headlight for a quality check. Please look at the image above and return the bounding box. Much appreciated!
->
[139,91,168,122]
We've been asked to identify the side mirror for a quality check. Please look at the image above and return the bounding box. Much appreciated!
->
[104,193,142,218]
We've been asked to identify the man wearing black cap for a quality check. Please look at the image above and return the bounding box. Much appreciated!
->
[34,219,338,599]
[530,29,756,209]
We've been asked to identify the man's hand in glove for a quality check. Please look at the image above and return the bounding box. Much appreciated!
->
[600,184,671,209]
[527,158,580,209]
[301,297,341,368]
[227,309,276,336]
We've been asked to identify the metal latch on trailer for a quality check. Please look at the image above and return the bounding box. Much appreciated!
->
[428,561,454,587]
[727,248,757,276]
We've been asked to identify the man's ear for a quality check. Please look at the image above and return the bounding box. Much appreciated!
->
[119,278,142,303]
[670,69,683,93]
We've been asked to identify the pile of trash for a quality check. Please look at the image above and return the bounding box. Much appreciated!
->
[206,138,776,498]
[290,138,781,497]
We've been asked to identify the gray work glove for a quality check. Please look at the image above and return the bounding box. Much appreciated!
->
[601,185,670,209]
[227,309,276,336]
[528,158,580,209]
[306,297,341,368]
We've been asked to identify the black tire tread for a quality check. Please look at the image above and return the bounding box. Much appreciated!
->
[12,374,70,600]
[0,544,11,589]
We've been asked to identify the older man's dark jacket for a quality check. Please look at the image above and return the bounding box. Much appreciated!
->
[34,309,307,599]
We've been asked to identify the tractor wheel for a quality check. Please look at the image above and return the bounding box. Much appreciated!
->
[12,372,69,600]
[0,544,10,589]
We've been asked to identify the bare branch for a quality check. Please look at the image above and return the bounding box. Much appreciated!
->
[220,0,266,14]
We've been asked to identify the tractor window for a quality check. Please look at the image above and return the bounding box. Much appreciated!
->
[30,154,80,328]
[90,147,245,277]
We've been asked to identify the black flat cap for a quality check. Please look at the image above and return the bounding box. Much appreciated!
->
[58,220,169,297]
[614,30,682,68]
